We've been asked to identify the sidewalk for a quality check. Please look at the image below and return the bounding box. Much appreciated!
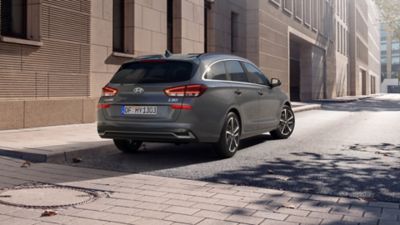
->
[0,156,398,225]
[0,103,320,163]
[310,94,382,104]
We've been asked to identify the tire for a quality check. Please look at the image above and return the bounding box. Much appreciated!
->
[113,139,143,153]
[270,105,295,139]
[214,112,241,158]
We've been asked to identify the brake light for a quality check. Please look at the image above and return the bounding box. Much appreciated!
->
[170,104,193,110]
[97,103,110,109]
[102,86,118,97]
[164,84,207,97]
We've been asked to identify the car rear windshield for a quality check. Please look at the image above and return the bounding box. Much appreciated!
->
[110,60,194,84]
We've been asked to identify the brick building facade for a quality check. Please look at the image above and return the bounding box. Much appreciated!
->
[0,0,380,130]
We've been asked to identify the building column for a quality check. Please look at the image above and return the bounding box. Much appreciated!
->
[172,0,205,54]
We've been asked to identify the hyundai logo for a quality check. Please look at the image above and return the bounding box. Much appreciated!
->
[133,87,144,95]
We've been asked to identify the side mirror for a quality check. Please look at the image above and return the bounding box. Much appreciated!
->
[270,78,281,88]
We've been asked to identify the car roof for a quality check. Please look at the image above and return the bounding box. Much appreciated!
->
[123,53,252,66]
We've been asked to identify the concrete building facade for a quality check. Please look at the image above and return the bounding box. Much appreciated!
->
[348,0,380,96]
[0,0,380,130]
[380,24,400,93]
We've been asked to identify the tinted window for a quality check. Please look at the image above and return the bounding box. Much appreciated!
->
[243,63,268,85]
[110,61,193,84]
[226,61,247,82]
[1,0,27,38]
[206,62,227,80]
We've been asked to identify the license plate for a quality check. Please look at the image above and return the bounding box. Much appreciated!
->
[122,106,157,115]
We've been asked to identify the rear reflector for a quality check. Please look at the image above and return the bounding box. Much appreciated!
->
[97,103,111,109]
[170,104,193,110]
[102,86,118,97]
[164,84,207,97]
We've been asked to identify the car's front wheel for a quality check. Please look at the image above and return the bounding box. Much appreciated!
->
[113,139,143,153]
[270,105,295,139]
[214,112,241,158]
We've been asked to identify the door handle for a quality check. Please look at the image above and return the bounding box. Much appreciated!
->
[258,90,264,96]
[234,90,242,95]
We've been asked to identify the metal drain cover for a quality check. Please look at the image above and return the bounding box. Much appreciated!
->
[0,184,99,208]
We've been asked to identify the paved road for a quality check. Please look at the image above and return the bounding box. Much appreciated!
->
[64,94,400,203]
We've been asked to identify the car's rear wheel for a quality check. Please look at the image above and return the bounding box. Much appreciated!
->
[113,139,143,153]
[214,112,241,158]
[270,105,295,139]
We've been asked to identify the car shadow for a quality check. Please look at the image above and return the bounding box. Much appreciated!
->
[62,134,274,174]
[200,148,400,203]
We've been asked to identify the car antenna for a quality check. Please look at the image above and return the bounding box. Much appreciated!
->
[165,50,172,58]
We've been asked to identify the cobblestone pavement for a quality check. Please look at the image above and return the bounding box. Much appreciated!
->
[0,156,399,225]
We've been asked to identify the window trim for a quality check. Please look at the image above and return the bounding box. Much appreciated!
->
[283,0,293,15]
[202,59,270,88]
[294,0,303,22]
[303,0,311,27]
[0,0,42,45]
[269,0,281,7]
[205,61,229,81]
[0,35,42,46]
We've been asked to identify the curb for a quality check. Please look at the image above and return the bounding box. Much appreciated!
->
[311,94,383,104]
[0,142,113,163]
[293,104,321,113]
[0,104,321,163]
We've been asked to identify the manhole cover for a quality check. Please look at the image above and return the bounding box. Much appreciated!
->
[0,183,100,209]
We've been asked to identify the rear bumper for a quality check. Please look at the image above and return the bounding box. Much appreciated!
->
[98,121,199,143]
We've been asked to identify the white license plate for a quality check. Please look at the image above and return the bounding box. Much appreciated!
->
[122,106,157,115]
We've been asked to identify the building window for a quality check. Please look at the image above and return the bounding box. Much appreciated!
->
[231,12,239,53]
[294,0,303,22]
[337,22,340,52]
[304,0,311,27]
[283,0,293,15]
[1,0,27,39]
[167,0,173,52]
[269,0,281,7]
[336,0,339,16]
[113,0,125,53]
[311,0,318,31]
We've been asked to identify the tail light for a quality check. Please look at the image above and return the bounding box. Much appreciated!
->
[97,103,111,109]
[164,84,207,97]
[102,86,118,97]
[170,104,193,110]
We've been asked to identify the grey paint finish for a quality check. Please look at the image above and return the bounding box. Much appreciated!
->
[98,53,291,144]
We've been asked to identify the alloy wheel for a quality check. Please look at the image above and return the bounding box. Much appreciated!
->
[279,108,295,136]
[225,116,240,152]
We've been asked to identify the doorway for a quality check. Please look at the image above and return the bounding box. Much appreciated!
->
[290,59,301,101]
[361,70,367,95]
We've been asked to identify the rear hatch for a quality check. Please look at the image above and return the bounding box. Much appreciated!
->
[101,60,195,122]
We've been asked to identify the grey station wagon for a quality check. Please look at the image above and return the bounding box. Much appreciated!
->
[97,53,295,158]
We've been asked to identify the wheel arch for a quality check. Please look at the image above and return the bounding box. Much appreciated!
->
[283,101,292,108]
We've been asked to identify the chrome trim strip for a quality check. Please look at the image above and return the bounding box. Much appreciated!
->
[200,59,270,88]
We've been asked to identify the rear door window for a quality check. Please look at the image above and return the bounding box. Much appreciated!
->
[206,62,227,80]
[226,61,248,82]
[110,61,194,84]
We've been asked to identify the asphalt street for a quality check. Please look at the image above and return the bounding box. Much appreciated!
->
[62,94,400,203]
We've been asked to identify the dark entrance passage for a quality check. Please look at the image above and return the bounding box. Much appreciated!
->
[290,59,301,101]
[361,70,367,95]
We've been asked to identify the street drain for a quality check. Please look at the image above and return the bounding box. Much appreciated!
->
[0,183,102,209]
